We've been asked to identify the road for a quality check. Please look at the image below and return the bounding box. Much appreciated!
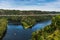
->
[0,14,60,16]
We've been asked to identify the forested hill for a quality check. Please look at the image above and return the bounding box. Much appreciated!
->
[0,9,60,15]
[32,15,60,40]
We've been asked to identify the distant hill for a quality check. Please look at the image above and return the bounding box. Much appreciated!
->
[0,9,60,15]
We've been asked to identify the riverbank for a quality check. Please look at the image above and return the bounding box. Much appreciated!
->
[18,16,51,29]
[31,15,60,40]
[0,18,7,40]
[0,16,51,40]
[3,19,51,40]
[4,16,51,29]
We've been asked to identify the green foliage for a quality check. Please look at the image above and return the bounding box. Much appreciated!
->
[21,16,36,29]
[31,15,60,40]
[0,18,7,39]
[0,9,59,15]
[20,16,51,29]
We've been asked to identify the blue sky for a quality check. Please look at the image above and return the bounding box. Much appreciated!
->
[0,0,60,11]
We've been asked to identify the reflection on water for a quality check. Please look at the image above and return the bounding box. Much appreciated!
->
[32,20,51,31]
[3,20,51,40]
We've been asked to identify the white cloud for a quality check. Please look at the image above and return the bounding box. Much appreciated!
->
[0,0,60,11]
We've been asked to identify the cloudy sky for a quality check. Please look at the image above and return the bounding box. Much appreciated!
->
[0,0,60,11]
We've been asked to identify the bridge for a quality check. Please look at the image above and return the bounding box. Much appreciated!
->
[0,14,60,16]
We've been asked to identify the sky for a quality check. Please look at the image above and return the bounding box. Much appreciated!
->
[0,0,60,11]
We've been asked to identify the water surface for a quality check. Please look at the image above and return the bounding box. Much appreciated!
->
[3,20,51,40]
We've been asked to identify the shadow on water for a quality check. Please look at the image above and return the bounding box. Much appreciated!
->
[2,20,51,40]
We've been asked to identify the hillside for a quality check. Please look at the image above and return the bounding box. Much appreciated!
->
[32,15,60,40]
[0,9,60,15]
[0,18,7,40]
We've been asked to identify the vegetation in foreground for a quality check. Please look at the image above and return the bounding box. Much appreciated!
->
[0,18,7,40]
[31,15,60,40]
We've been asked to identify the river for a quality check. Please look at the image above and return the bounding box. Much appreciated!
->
[3,20,51,40]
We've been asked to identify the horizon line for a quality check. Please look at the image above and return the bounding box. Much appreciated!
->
[0,8,60,12]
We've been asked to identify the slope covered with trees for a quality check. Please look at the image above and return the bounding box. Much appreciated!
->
[0,18,7,40]
[32,15,60,40]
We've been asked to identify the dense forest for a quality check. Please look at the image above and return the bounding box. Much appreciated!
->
[31,15,60,40]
